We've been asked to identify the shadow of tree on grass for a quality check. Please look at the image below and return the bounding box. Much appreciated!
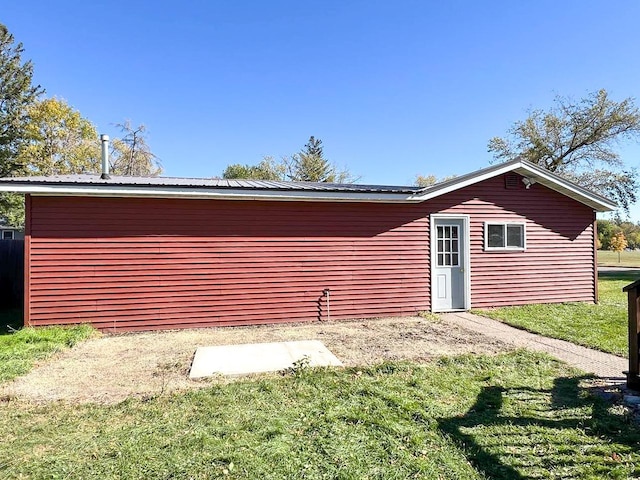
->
[438,376,640,479]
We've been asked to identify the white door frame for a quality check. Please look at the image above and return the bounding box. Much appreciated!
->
[430,214,471,312]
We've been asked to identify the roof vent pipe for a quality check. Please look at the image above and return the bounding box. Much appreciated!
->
[100,134,110,180]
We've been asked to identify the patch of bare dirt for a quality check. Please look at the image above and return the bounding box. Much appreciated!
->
[1,315,510,404]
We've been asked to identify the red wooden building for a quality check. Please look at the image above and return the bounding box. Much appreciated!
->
[0,159,615,331]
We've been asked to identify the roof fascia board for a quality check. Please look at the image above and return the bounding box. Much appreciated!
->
[410,162,520,201]
[0,184,420,203]
[410,160,616,211]
[513,163,617,211]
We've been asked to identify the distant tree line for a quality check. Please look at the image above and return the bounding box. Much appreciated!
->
[0,23,159,227]
[597,218,640,250]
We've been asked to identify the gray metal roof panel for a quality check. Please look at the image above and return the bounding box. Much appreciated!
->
[0,174,421,194]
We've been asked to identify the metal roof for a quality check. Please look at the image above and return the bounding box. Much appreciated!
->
[0,174,420,194]
[0,160,617,211]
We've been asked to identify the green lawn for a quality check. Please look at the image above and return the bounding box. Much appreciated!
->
[475,272,637,357]
[1,350,639,479]
[598,249,640,267]
[0,309,94,384]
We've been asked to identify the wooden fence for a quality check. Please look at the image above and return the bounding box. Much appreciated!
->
[0,239,24,308]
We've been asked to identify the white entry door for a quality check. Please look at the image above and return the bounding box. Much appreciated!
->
[432,218,467,311]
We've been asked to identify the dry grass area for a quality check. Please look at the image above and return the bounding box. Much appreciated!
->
[1,315,509,404]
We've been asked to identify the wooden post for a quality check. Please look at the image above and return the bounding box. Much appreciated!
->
[623,280,640,390]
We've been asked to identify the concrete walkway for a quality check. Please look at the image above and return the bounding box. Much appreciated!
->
[598,266,640,273]
[442,312,628,381]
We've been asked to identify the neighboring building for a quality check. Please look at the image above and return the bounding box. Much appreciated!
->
[0,223,24,240]
[0,159,615,331]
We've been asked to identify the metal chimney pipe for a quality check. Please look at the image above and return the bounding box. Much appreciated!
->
[100,134,110,180]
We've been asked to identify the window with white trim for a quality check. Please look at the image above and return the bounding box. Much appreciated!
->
[2,230,14,240]
[484,222,525,250]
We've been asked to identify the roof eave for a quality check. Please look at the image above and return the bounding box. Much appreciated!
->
[512,163,617,212]
[410,159,617,212]
[0,183,422,203]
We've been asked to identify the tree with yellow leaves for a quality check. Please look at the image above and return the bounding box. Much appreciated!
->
[609,231,628,263]
[18,97,100,175]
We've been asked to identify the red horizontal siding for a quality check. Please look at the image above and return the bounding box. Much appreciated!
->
[427,174,596,308]
[27,197,430,330]
[25,172,597,331]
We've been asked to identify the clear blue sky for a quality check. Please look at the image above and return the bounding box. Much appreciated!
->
[3,1,640,219]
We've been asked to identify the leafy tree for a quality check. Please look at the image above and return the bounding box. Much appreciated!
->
[287,136,333,182]
[598,217,640,251]
[5,98,99,226]
[414,175,438,187]
[222,156,285,181]
[627,231,640,250]
[609,231,628,263]
[18,98,100,175]
[597,219,619,250]
[110,121,161,176]
[616,219,640,250]
[287,136,357,183]
[0,23,43,225]
[414,174,457,187]
[222,137,358,183]
[488,89,640,212]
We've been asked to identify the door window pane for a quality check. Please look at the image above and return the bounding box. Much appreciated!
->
[436,224,460,266]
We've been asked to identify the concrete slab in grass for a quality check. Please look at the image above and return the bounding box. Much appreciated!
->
[189,340,343,379]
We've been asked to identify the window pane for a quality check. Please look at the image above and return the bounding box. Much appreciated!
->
[437,253,444,266]
[2,231,13,240]
[451,239,459,253]
[451,227,458,239]
[437,239,444,252]
[437,226,444,239]
[487,224,504,248]
[452,253,459,266]
[444,254,451,266]
[507,225,524,248]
